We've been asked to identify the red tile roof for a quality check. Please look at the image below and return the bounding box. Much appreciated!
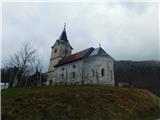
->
[56,47,94,66]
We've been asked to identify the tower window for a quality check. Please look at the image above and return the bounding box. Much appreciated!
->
[54,48,57,53]
[72,72,75,78]
[101,68,105,76]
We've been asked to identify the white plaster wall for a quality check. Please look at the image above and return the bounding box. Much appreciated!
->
[83,56,115,85]
[52,56,115,86]
[53,60,83,85]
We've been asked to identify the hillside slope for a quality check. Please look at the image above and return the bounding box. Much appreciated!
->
[2,86,160,120]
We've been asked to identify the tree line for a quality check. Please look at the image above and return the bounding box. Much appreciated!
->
[114,60,160,95]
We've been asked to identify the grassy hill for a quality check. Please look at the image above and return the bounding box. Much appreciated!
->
[2,86,160,120]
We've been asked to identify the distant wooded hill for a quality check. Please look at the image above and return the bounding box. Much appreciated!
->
[114,60,160,94]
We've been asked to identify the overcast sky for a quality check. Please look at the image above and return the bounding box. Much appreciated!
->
[1,1,159,71]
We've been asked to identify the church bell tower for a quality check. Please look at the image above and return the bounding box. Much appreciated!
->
[47,24,73,84]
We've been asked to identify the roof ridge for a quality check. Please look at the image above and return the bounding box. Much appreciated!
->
[55,47,94,67]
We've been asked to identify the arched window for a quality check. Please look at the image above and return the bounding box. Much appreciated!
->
[49,80,52,85]
[92,69,95,76]
[101,68,105,76]
[72,72,75,78]
[111,70,112,80]
[73,65,76,68]
[61,68,65,71]
[61,74,64,80]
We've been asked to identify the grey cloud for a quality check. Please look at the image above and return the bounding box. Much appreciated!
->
[2,2,159,71]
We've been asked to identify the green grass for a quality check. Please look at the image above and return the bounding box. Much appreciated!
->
[2,85,160,120]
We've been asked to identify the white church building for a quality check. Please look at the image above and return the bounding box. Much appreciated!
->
[47,26,115,86]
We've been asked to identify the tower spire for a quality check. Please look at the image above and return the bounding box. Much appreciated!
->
[59,23,68,41]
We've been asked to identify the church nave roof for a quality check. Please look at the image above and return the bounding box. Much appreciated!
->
[55,47,113,67]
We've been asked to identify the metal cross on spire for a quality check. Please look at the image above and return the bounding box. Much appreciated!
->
[99,43,101,48]
[64,22,66,29]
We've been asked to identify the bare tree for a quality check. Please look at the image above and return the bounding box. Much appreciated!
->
[31,58,43,87]
[9,41,37,87]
